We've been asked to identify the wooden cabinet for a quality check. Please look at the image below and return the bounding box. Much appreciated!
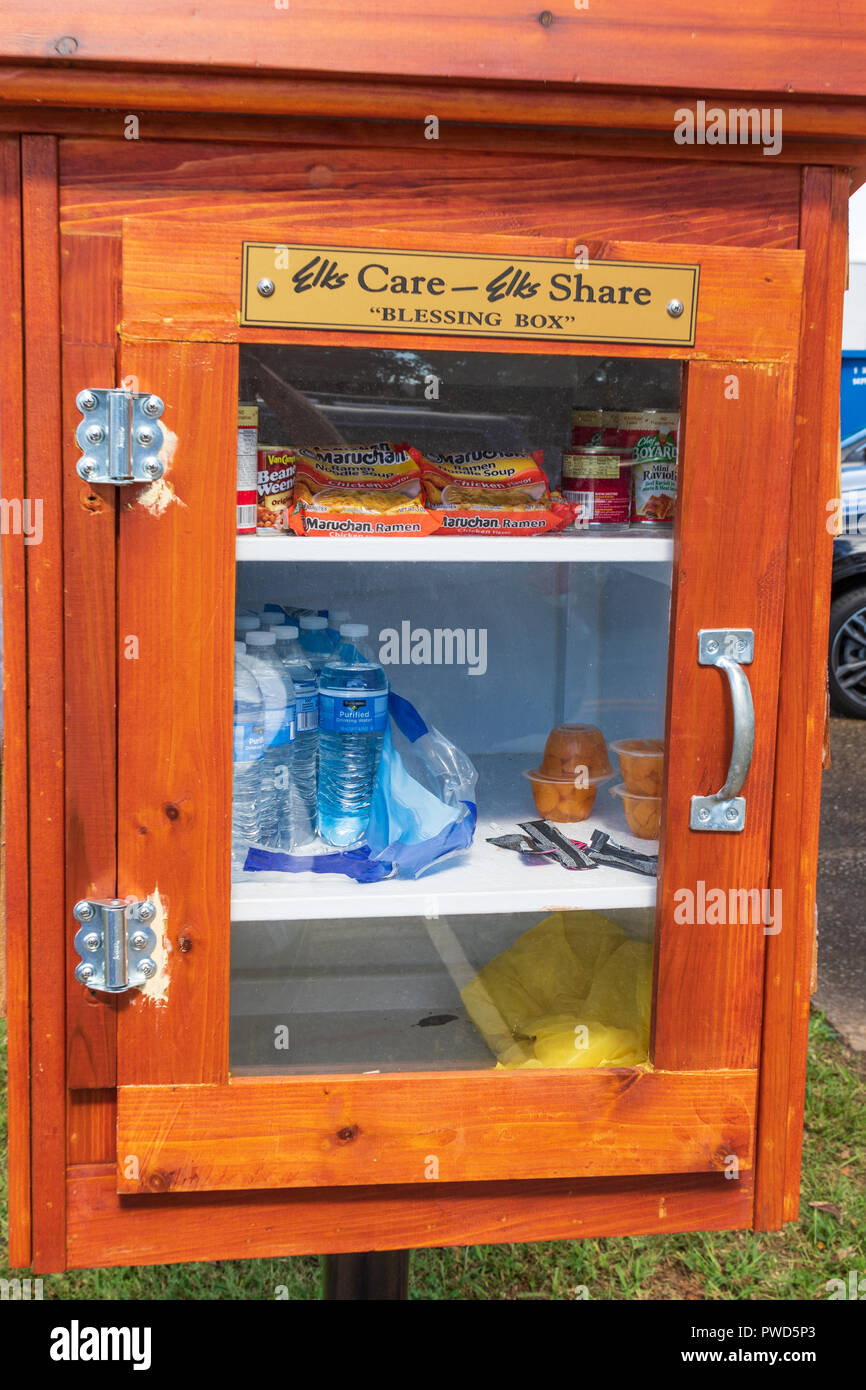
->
[0,8,853,1273]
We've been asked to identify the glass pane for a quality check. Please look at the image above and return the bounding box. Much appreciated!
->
[230,346,678,1076]
[232,908,655,1075]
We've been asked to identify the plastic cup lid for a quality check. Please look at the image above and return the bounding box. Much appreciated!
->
[340,622,368,638]
[609,738,664,757]
[610,781,660,802]
[246,630,277,646]
[523,766,610,786]
[299,615,328,630]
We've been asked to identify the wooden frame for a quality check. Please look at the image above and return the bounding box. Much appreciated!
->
[104,220,802,1201]
[0,3,863,98]
[1,132,30,1268]
[0,26,849,1261]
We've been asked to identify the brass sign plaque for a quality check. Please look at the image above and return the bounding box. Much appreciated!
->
[240,244,699,346]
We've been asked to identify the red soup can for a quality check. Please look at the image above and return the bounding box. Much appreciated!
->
[571,408,608,447]
[561,446,631,527]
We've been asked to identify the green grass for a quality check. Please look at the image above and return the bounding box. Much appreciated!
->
[2,1011,863,1300]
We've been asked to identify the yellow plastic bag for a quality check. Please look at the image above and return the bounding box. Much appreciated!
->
[461,911,652,1069]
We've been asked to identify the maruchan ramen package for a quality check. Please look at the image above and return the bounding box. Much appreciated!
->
[413,448,573,536]
[287,442,440,537]
[256,447,295,534]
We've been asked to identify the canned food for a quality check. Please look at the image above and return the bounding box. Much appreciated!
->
[562,446,631,527]
[236,402,258,534]
[257,446,295,534]
[632,454,677,524]
[571,408,608,447]
[607,409,679,457]
[610,410,679,525]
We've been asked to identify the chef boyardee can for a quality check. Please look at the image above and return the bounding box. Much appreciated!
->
[617,411,679,524]
[562,446,631,527]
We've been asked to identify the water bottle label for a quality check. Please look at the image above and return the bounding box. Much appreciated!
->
[319,692,388,733]
[268,706,297,747]
[234,720,265,759]
[296,691,319,733]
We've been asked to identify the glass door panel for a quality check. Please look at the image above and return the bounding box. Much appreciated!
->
[230,346,678,1076]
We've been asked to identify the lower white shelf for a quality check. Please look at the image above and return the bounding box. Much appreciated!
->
[230,805,657,923]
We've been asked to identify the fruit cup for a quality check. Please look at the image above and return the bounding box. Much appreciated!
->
[540,723,612,782]
[609,738,664,796]
[610,782,662,839]
[524,767,607,823]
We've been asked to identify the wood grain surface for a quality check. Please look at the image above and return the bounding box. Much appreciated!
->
[754,167,851,1230]
[0,103,857,169]
[0,2,862,98]
[61,232,120,1090]
[0,133,31,1268]
[0,68,864,144]
[21,135,67,1272]
[69,1164,754,1267]
[116,338,236,1086]
[57,139,801,249]
[652,359,798,1070]
[118,220,804,364]
[116,1070,757,1194]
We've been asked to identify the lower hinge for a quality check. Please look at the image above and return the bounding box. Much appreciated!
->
[73,899,158,994]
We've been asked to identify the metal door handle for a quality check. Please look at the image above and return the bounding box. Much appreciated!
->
[690,629,754,832]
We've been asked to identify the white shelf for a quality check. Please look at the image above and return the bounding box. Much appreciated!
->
[230,807,657,923]
[236,529,673,564]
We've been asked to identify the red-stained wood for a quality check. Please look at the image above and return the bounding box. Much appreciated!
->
[21,134,66,1272]
[0,133,31,1268]
[116,1070,757,1194]
[754,168,850,1231]
[652,358,797,1070]
[56,139,801,250]
[0,104,857,171]
[61,233,120,1089]
[110,223,802,1183]
[0,3,863,98]
[118,221,804,365]
[2,68,866,142]
[67,1091,117,1166]
[115,338,236,1086]
[68,1164,754,1267]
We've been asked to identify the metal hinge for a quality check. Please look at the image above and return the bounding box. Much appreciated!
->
[73,899,158,993]
[75,388,165,485]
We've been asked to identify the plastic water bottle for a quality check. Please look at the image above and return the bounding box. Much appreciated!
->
[318,622,389,847]
[274,625,319,843]
[298,614,334,673]
[326,608,351,642]
[232,641,265,869]
[245,631,296,850]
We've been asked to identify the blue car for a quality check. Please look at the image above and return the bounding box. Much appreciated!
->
[830,430,866,717]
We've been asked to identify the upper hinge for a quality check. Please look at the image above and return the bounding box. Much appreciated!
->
[75,388,165,486]
[73,899,158,994]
